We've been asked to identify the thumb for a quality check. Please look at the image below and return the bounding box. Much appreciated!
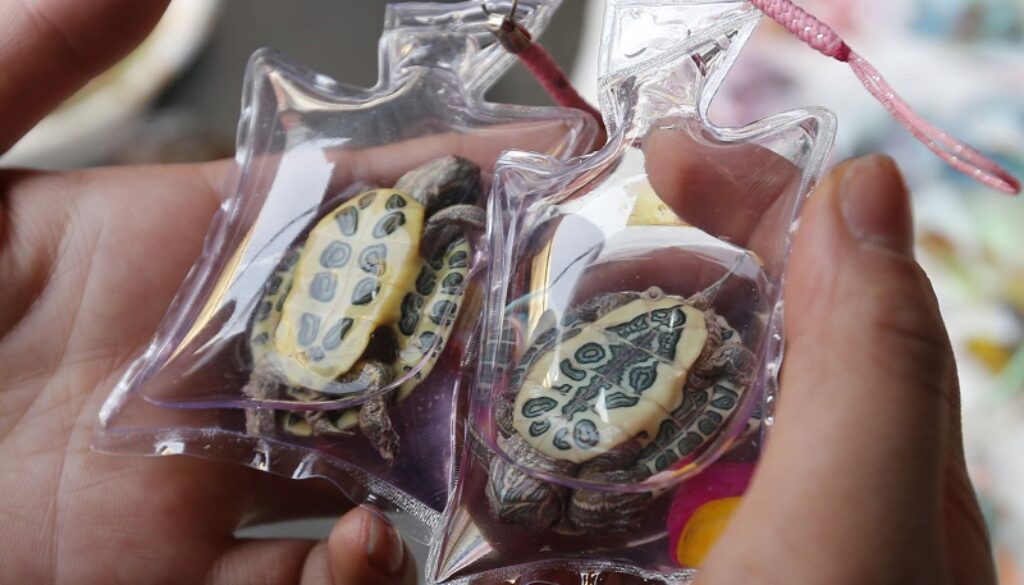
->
[697,155,955,585]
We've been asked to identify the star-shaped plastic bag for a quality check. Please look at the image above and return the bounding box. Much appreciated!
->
[429,1,836,581]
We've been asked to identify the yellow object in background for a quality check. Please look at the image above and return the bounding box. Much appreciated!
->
[627,180,688,227]
[968,337,1015,373]
[675,497,743,567]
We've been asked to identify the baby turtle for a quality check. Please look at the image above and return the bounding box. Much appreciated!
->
[486,286,755,533]
[243,156,485,462]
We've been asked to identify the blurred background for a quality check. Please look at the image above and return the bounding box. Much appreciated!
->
[4,0,1021,582]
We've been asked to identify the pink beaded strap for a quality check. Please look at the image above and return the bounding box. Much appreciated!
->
[749,0,1020,194]
[486,4,605,138]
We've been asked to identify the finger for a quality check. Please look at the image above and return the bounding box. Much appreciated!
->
[2,111,571,375]
[208,507,414,585]
[324,507,416,585]
[942,374,997,585]
[0,0,169,153]
[643,121,802,274]
[696,155,954,584]
[521,124,800,310]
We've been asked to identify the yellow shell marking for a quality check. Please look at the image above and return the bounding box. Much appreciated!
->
[271,189,424,390]
[513,299,708,464]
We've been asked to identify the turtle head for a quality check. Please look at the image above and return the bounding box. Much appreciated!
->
[394,155,482,217]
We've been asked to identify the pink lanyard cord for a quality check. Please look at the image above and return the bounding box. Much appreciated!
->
[486,9,606,139]
[518,41,606,128]
[751,0,1020,194]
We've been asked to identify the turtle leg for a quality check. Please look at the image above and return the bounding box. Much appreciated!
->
[242,360,281,436]
[299,356,394,440]
[487,433,578,531]
[686,326,757,449]
[567,440,652,534]
[303,394,359,437]
[395,155,482,216]
[696,342,756,388]
[687,315,725,391]
[420,204,486,260]
[344,360,398,462]
[690,312,755,390]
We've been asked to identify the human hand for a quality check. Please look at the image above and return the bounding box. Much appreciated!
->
[0,1,425,583]
[644,129,995,584]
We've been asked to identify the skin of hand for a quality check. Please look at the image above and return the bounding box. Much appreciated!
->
[0,0,587,583]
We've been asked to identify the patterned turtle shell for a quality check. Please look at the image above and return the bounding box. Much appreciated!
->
[510,294,738,468]
[249,188,470,403]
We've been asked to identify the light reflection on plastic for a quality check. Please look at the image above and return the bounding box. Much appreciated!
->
[175,143,334,359]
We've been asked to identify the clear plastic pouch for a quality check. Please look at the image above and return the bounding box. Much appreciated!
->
[94,0,598,539]
[430,1,836,581]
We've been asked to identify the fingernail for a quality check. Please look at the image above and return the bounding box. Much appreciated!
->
[364,509,405,577]
[838,155,914,256]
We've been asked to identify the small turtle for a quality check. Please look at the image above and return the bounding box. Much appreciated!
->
[243,156,485,462]
[486,285,755,533]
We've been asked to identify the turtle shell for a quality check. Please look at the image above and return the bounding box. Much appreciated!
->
[249,245,302,368]
[269,188,424,391]
[511,295,710,464]
[634,313,746,475]
[392,236,471,400]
